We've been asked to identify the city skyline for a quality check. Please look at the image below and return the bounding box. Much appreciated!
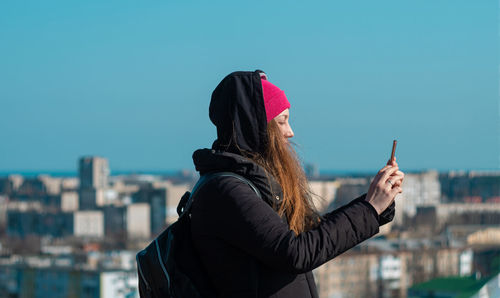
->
[1,154,499,297]
[0,153,499,175]
[1,1,498,172]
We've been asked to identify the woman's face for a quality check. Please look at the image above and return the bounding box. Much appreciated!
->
[274,109,294,139]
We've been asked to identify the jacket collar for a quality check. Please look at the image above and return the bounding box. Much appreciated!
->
[192,148,283,210]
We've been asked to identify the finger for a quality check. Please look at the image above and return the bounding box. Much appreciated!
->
[371,173,394,186]
[381,173,401,191]
[391,178,404,187]
[379,166,399,184]
[388,177,403,186]
[391,170,404,176]
[392,180,402,187]
[387,175,403,187]
[391,186,403,196]
[379,165,391,173]
[376,168,399,188]
[373,166,394,185]
[382,164,398,172]
[389,172,405,181]
[387,156,398,166]
[385,180,397,190]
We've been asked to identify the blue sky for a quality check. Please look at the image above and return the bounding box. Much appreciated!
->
[0,1,498,172]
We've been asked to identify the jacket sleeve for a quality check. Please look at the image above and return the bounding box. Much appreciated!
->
[357,193,395,227]
[379,201,395,226]
[194,177,383,274]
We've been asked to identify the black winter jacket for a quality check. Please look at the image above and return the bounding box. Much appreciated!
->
[190,71,395,298]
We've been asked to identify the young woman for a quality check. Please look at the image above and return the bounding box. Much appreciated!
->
[190,70,404,298]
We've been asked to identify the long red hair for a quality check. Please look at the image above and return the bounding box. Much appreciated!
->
[250,119,319,234]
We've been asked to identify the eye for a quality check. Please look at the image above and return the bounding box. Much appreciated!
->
[277,117,287,124]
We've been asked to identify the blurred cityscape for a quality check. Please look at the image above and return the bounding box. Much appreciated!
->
[0,156,499,297]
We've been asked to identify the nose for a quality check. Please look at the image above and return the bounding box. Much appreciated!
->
[284,124,294,139]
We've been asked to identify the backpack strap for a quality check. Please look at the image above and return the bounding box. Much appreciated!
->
[178,172,262,217]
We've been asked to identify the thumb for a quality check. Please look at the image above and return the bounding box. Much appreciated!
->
[387,156,397,166]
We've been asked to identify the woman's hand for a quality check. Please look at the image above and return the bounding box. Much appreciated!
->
[365,160,405,215]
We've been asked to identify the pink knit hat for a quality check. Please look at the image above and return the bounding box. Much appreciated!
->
[260,73,291,123]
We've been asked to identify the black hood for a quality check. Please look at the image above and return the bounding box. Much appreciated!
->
[194,71,284,211]
[209,70,268,155]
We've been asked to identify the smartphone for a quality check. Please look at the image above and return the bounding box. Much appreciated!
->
[390,140,397,163]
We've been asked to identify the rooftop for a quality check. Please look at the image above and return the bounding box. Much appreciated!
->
[409,275,494,298]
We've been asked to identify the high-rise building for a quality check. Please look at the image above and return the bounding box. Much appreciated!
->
[74,210,104,238]
[126,203,151,239]
[78,156,109,210]
[394,171,441,226]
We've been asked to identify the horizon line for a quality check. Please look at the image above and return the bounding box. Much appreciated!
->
[0,168,499,178]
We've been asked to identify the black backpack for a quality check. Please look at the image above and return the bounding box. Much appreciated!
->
[136,172,261,298]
